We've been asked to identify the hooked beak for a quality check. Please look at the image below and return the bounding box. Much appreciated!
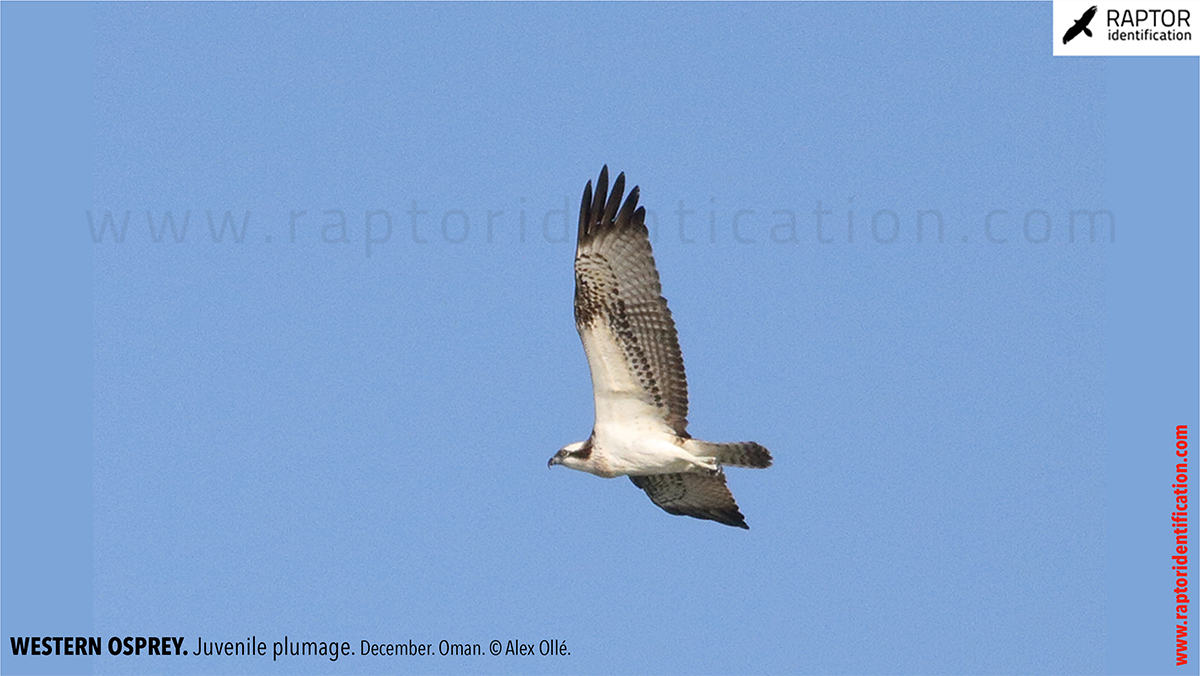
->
[548,453,563,468]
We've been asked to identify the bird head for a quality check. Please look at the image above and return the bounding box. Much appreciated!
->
[548,439,592,470]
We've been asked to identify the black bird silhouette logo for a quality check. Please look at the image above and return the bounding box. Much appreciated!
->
[1063,5,1098,44]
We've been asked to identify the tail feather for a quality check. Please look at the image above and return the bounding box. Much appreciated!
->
[687,440,772,469]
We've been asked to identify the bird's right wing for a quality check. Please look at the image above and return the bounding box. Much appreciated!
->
[630,472,749,529]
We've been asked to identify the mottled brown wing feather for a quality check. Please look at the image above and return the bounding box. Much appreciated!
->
[574,166,689,436]
[629,473,749,529]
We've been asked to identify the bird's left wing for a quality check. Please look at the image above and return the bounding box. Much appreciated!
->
[574,167,690,436]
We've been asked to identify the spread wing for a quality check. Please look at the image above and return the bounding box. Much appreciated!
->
[574,166,689,436]
[630,473,749,529]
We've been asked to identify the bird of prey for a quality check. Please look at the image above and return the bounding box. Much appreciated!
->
[1063,5,1097,44]
[548,167,772,529]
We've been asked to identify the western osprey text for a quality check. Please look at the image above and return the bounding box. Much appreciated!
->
[548,167,772,529]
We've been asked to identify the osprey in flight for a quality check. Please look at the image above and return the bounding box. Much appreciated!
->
[1062,5,1097,44]
[548,167,772,529]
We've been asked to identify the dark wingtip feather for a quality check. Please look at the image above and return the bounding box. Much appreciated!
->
[633,205,646,227]
[697,507,749,529]
[580,166,641,244]
[578,181,593,239]
[603,172,625,225]
[616,186,640,229]
[716,506,750,529]
[591,167,609,225]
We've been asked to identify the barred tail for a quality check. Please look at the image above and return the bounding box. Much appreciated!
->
[687,440,773,469]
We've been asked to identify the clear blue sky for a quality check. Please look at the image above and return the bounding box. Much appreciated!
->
[3,3,1196,675]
